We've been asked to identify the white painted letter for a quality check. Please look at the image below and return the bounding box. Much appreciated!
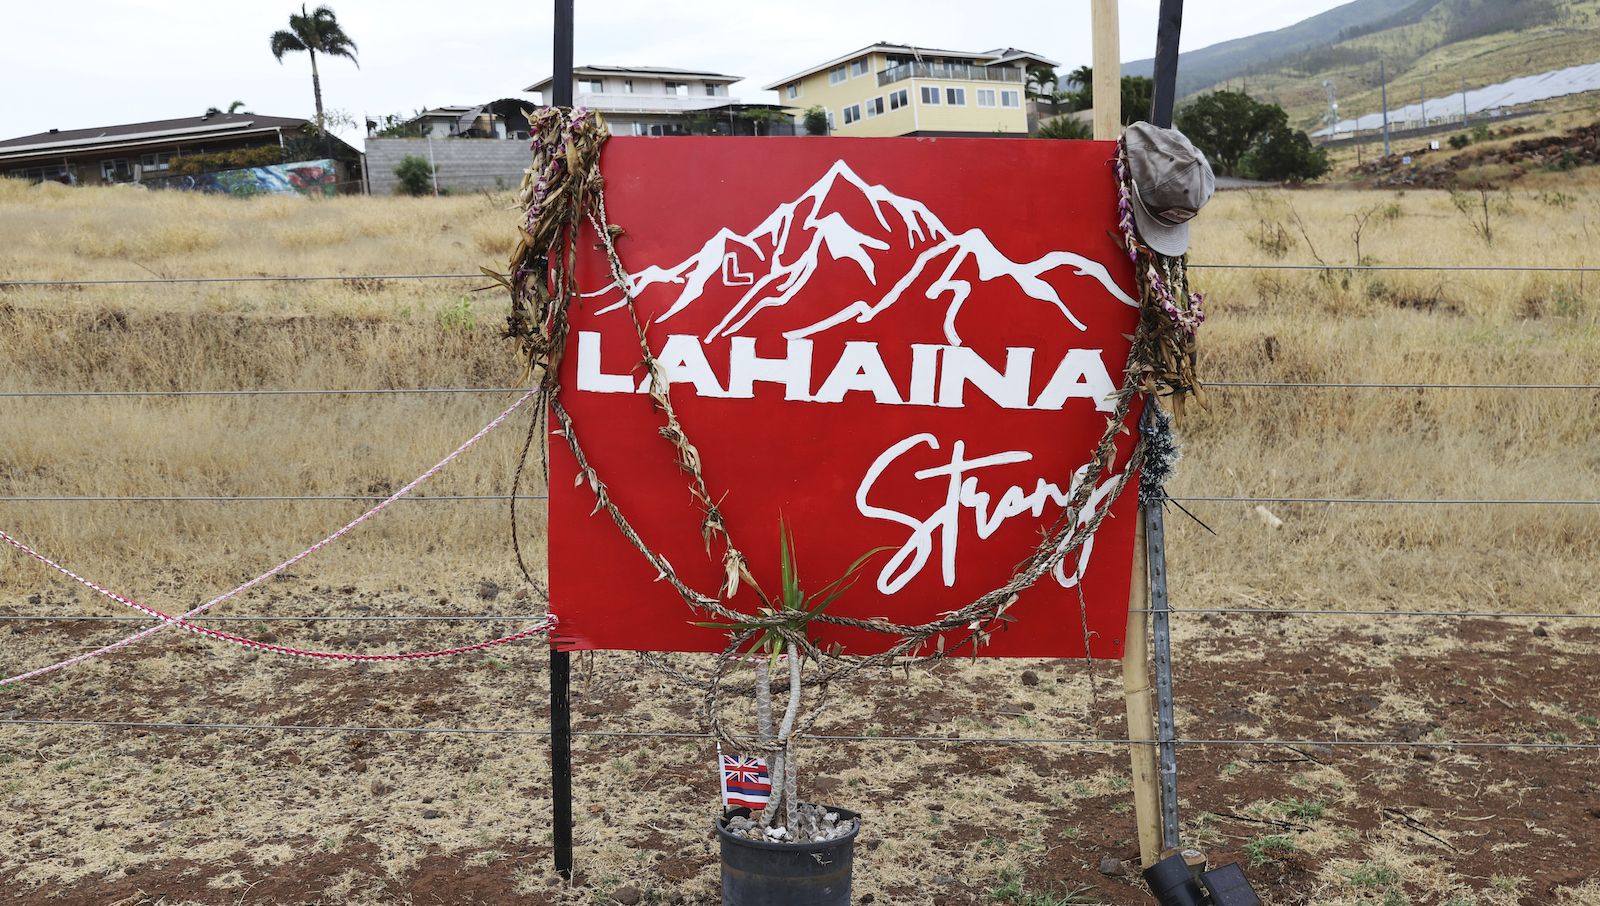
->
[1032,349,1117,412]
[908,344,941,405]
[576,331,636,393]
[938,346,1034,409]
[637,334,728,398]
[814,342,904,404]
[726,337,813,400]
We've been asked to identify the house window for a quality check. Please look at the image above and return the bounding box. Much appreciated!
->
[945,87,966,106]
[101,159,131,182]
[631,122,649,135]
[976,89,996,108]
[578,78,604,93]
[786,82,802,100]
[664,81,688,96]
[850,57,870,78]
[826,110,836,130]
[920,86,941,105]
[140,152,172,171]
[705,83,727,97]
[1000,90,1021,108]
[829,65,848,86]
[888,88,908,110]
[864,96,885,119]
[623,79,634,93]
[842,103,862,126]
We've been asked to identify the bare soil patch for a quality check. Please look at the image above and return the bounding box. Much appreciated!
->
[7,597,1600,905]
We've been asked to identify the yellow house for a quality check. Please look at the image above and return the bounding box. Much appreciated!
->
[761,44,1057,137]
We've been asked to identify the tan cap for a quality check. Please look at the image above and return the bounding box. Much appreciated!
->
[1125,122,1216,257]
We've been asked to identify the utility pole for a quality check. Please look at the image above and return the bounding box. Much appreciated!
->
[1380,60,1391,157]
[426,133,438,196]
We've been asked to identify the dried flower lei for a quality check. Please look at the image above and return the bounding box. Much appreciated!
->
[1114,138,1208,419]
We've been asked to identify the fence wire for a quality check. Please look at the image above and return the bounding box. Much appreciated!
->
[3,262,1597,806]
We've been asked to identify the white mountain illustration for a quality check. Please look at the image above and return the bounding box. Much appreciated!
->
[591,159,1136,345]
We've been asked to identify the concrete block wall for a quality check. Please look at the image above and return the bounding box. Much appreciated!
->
[364,138,533,195]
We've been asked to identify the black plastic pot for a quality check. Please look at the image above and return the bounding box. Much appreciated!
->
[717,806,861,906]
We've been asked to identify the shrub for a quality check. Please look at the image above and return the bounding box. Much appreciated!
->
[1449,133,1471,149]
[1243,123,1331,183]
[1035,116,1093,140]
[392,155,436,196]
[803,105,829,137]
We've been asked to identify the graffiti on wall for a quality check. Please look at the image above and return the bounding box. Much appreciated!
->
[146,159,338,197]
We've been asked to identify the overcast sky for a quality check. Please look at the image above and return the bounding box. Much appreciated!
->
[4,0,1352,143]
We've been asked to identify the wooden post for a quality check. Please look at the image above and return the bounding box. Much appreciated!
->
[1091,0,1122,140]
[1123,508,1163,867]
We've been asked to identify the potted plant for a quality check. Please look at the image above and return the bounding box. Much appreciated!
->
[699,524,882,905]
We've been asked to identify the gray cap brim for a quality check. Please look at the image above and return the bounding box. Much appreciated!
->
[1130,179,1191,257]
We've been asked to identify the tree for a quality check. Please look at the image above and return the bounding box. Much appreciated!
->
[1244,123,1331,183]
[1025,65,1058,101]
[1052,67,1151,122]
[392,154,435,196]
[1120,75,1153,126]
[1174,90,1286,176]
[803,105,829,137]
[739,108,790,136]
[270,4,359,125]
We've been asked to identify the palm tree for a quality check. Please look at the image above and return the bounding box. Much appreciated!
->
[270,4,359,125]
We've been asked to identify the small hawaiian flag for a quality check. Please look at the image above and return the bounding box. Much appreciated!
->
[720,754,772,810]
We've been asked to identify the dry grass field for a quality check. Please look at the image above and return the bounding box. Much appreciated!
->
[2,138,1600,906]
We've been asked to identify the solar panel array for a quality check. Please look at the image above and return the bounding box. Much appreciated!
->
[1313,60,1600,137]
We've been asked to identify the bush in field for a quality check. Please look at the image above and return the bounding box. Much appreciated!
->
[392,154,435,196]
[1243,124,1331,183]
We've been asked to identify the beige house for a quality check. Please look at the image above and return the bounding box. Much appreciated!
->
[762,44,1056,137]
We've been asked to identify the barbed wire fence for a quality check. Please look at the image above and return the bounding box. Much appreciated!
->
[2,263,1597,879]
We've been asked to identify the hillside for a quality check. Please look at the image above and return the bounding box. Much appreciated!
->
[1121,0,1421,97]
[1126,0,1600,131]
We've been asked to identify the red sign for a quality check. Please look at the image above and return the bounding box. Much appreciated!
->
[549,137,1141,658]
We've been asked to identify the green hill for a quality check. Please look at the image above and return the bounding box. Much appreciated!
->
[1122,0,1423,97]
[1126,0,1600,131]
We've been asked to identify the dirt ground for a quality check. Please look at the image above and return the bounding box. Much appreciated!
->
[6,579,1600,906]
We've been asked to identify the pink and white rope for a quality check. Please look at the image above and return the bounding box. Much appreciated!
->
[1,388,552,686]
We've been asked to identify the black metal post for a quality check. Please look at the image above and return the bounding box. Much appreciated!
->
[551,646,574,880]
[552,0,574,108]
[549,4,575,883]
[1150,0,1184,129]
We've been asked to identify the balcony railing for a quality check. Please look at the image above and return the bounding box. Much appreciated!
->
[877,62,1023,87]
